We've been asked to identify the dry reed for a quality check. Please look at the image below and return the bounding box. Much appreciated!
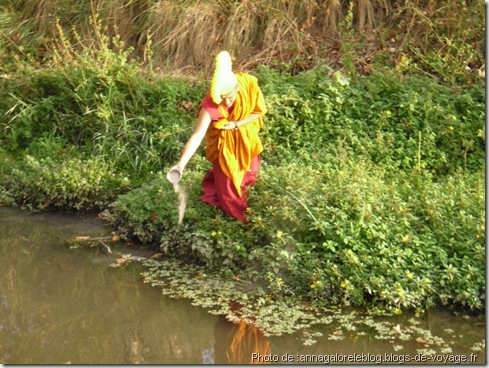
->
[3,0,482,75]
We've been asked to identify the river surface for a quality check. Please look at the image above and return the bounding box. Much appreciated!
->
[0,207,485,364]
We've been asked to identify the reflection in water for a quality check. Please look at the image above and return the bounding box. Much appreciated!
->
[214,316,271,364]
[0,207,485,364]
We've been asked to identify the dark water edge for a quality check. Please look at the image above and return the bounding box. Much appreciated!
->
[0,206,485,365]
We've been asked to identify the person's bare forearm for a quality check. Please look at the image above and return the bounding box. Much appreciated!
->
[176,133,203,171]
[170,109,211,173]
[222,113,262,130]
[236,113,261,128]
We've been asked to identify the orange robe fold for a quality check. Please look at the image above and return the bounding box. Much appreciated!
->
[202,72,267,196]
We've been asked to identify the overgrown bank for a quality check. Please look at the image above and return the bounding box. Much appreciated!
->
[0,55,484,315]
[0,0,485,316]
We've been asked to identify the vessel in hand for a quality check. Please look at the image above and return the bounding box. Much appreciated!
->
[166,168,182,184]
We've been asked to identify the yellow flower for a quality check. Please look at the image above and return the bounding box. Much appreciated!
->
[276,230,283,239]
[211,231,217,237]
[276,278,284,287]
[310,279,322,289]
[407,272,414,280]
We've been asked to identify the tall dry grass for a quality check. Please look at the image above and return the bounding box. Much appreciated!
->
[2,0,390,70]
[1,0,483,76]
[131,0,393,73]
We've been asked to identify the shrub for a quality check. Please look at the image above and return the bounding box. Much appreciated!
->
[255,66,485,174]
[0,46,484,313]
[2,153,129,211]
[0,24,208,175]
[107,155,485,312]
[108,169,261,271]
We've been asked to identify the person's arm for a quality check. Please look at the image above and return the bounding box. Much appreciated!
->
[222,77,266,130]
[170,108,212,173]
[235,113,262,128]
[220,113,262,130]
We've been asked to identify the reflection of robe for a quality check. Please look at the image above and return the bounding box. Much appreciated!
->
[214,316,271,364]
[199,72,267,222]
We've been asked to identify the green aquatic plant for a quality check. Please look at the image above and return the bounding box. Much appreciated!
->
[107,251,485,356]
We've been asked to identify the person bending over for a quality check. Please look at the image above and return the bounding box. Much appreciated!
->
[168,51,267,222]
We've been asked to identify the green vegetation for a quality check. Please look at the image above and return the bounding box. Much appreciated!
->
[0,0,485,317]
[107,68,485,314]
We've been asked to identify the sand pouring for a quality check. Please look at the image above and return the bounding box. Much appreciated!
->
[166,169,186,224]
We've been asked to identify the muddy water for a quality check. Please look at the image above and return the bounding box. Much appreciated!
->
[0,207,485,364]
[0,207,214,364]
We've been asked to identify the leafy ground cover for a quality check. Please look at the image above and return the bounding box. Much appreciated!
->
[0,2,484,317]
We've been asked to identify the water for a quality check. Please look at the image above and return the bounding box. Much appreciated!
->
[167,168,186,224]
[0,207,485,364]
[0,207,214,364]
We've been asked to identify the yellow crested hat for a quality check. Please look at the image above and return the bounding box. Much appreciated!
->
[210,51,238,105]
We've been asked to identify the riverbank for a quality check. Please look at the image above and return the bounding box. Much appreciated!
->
[0,0,485,317]
[0,62,484,316]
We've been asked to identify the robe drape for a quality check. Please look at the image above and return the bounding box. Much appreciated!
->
[202,72,267,196]
[199,72,266,222]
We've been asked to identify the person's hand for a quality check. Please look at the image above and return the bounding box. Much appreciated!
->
[169,163,184,173]
[221,121,238,131]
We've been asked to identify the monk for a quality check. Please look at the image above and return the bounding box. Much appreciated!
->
[168,51,267,222]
